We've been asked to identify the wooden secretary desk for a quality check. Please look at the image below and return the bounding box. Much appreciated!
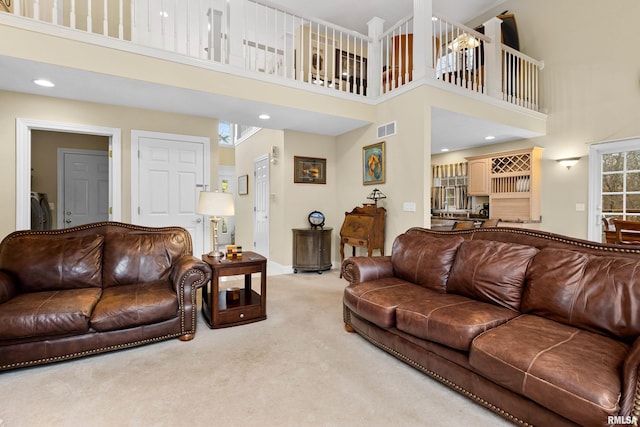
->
[339,205,386,263]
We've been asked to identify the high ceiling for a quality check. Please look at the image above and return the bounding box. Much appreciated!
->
[0,0,535,153]
[269,0,508,34]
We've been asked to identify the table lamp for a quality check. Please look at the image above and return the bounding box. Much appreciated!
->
[197,191,235,258]
[366,188,387,207]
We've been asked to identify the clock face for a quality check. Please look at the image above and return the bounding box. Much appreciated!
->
[308,211,325,228]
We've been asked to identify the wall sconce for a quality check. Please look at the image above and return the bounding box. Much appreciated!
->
[366,188,387,207]
[557,157,580,170]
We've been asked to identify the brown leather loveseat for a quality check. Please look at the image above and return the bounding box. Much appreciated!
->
[342,227,640,427]
[0,222,211,371]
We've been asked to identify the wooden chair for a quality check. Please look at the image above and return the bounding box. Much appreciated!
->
[480,218,499,227]
[603,217,616,244]
[612,219,640,245]
[452,221,474,230]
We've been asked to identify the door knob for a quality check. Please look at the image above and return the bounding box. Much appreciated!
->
[195,218,202,223]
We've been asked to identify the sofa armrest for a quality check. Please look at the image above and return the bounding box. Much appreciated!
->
[169,255,212,293]
[620,337,640,417]
[341,256,393,285]
[0,270,18,304]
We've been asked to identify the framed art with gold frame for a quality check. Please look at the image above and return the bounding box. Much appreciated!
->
[363,142,385,185]
[238,174,249,195]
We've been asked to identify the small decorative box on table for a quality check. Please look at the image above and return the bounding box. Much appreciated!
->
[201,251,267,328]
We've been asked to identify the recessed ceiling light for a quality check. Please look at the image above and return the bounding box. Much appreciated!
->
[485,135,495,140]
[258,114,270,120]
[440,148,449,152]
[33,79,55,88]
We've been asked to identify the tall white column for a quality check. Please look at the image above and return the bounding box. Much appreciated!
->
[367,17,384,97]
[413,0,433,81]
[483,17,503,99]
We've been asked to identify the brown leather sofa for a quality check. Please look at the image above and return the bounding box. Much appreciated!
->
[0,222,212,371]
[342,227,640,427]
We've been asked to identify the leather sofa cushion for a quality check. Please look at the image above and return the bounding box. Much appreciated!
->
[523,247,640,341]
[344,278,428,328]
[102,232,188,288]
[396,293,518,351]
[0,288,101,339]
[90,280,178,331]
[0,234,104,292]
[470,315,628,426]
[391,233,464,293]
[447,240,538,311]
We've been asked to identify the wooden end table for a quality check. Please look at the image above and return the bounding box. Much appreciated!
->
[201,251,267,328]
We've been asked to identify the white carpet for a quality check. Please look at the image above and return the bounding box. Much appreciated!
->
[0,270,511,427]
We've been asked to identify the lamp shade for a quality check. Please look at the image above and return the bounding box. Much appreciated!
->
[197,191,235,216]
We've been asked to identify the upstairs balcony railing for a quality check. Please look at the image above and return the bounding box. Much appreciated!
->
[6,0,543,111]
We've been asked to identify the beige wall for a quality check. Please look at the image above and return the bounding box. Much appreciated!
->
[219,146,236,166]
[234,129,338,267]
[336,88,430,251]
[31,130,109,228]
[0,90,219,239]
[233,129,283,262]
[282,130,338,265]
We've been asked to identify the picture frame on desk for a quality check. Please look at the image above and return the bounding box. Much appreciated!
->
[363,142,385,185]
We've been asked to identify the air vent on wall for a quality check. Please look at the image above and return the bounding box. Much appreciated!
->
[377,121,396,139]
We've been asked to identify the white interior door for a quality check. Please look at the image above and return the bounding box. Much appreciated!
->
[132,131,210,256]
[59,150,109,228]
[253,155,269,257]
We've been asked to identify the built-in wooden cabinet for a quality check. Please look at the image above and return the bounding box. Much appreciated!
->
[466,158,490,195]
[466,147,543,222]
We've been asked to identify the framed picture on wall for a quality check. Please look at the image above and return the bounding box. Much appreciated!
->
[335,50,367,81]
[363,142,385,185]
[294,156,326,184]
[238,174,248,195]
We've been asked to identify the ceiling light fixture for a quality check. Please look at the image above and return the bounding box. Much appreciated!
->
[447,33,480,52]
[485,135,495,140]
[557,157,580,170]
[33,79,55,88]
[258,114,270,120]
[440,148,449,152]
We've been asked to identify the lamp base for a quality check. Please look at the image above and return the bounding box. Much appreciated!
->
[208,250,225,259]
